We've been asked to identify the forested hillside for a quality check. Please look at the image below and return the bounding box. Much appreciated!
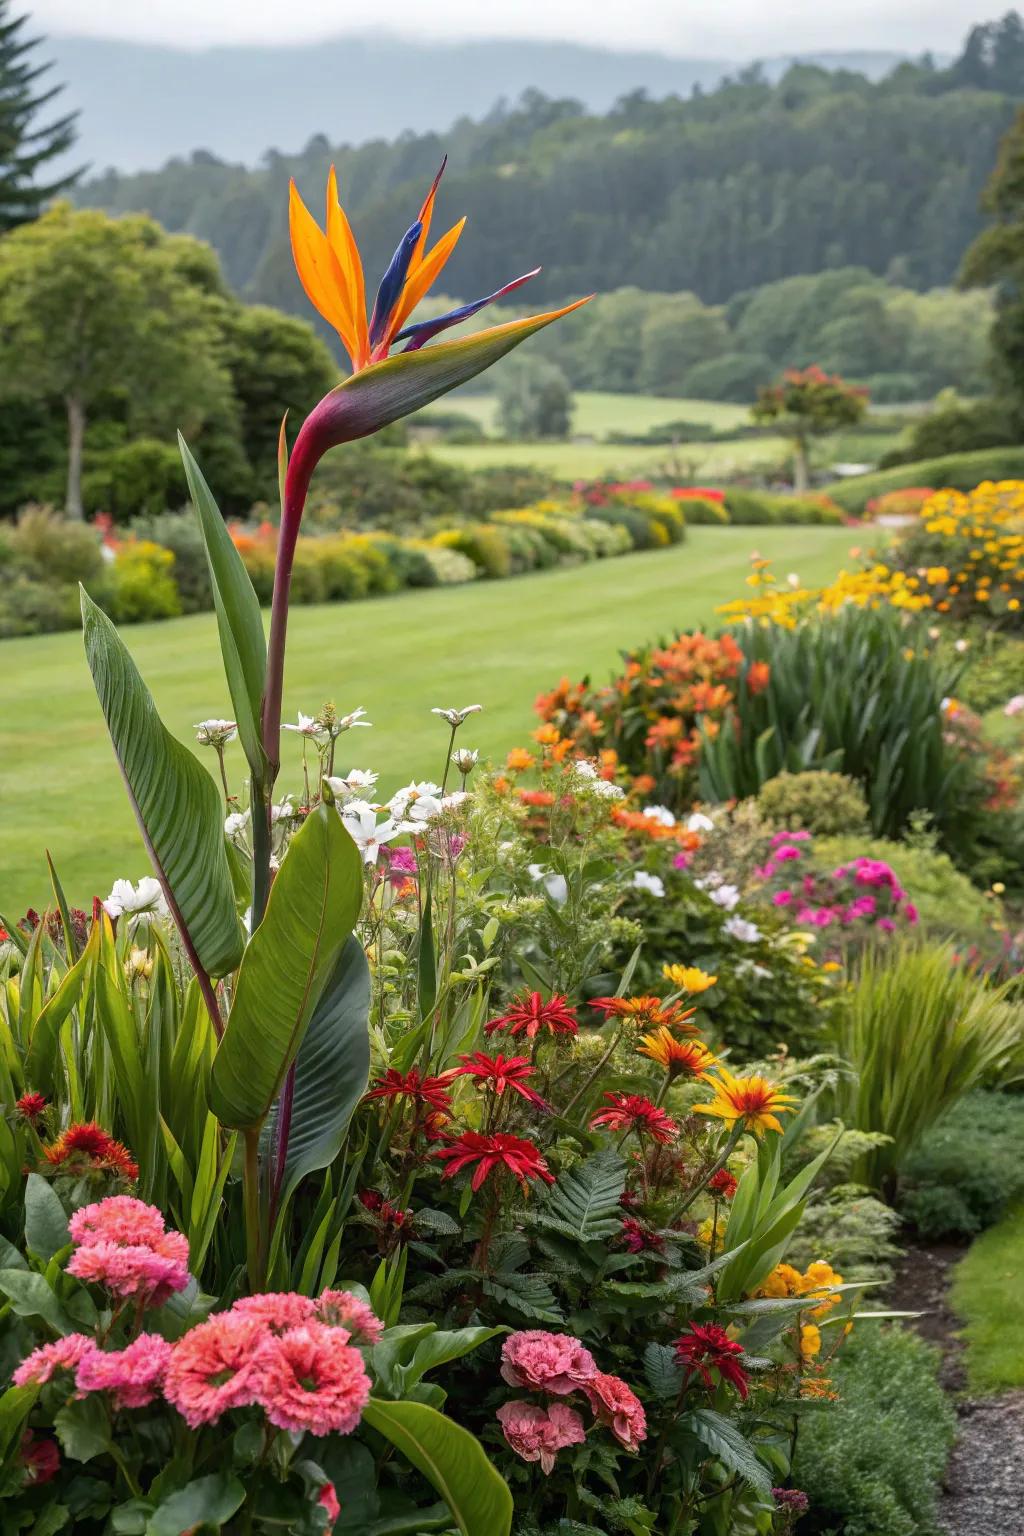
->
[77,23,1023,316]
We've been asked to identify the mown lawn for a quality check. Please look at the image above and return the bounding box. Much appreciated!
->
[417,391,751,438]
[0,525,855,914]
[424,434,787,481]
[950,1206,1024,1393]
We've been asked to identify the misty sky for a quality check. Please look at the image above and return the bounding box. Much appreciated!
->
[29,0,988,57]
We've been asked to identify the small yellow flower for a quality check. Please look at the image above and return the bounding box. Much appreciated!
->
[661,963,718,994]
[800,1324,822,1360]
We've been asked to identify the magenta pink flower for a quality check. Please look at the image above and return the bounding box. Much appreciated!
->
[231,1292,317,1333]
[13,1334,95,1387]
[584,1371,647,1452]
[68,1195,167,1249]
[255,1322,371,1436]
[314,1290,384,1345]
[496,1400,585,1474]
[68,1231,190,1306]
[163,1314,269,1427]
[500,1331,597,1395]
[76,1334,172,1409]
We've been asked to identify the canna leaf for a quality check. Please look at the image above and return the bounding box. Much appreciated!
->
[80,590,244,979]
[361,1397,513,1536]
[209,800,363,1131]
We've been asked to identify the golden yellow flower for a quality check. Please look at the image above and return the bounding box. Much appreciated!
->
[800,1324,822,1360]
[661,964,718,994]
[695,1067,798,1136]
[637,1029,717,1080]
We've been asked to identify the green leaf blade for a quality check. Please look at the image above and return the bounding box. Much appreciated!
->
[362,1397,513,1536]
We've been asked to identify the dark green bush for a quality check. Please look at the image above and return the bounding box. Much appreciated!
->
[676,495,729,525]
[722,488,844,524]
[794,1325,955,1536]
[757,771,870,835]
[83,438,189,519]
[881,396,1019,468]
[898,1092,1024,1240]
[822,448,1024,514]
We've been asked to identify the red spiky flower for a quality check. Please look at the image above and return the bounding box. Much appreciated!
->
[619,1216,665,1254]
[455,1052,549,1107]
[42,1123,138,1182]
[589,1092,678,1144]
[364,1067,456,1115]
[485,991,578,1040]
[708,1168,739,1200]
[433,1131,554,1192]
[15,1092,47,1123]
[674,1324,750,1400]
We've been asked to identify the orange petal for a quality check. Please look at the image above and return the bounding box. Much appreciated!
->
[289,179,358,365]
[387,217,466,343]
[326,166,369,369]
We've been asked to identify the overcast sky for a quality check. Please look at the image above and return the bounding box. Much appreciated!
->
[29,0,987,57]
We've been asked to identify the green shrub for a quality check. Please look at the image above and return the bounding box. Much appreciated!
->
[0,575,84,637]
[881,396,1018,467]
[676,495,729,525]
[822,447,1024,514]
[813,832,998,944]
[134,511,211,613]
[793,1325,955,1536]
[757,771,869,836]
[7,504,105,586]
[84,437,189,519]
[954,630,1024,714]
[108,539,181,622]
[433,523,513,579]
[411,543,478,584]
[897,1091,1024,1240]
[722,488,844,525]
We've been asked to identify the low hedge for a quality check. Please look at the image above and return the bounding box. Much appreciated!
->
[821,448,1024,515]
[722,488,845,524]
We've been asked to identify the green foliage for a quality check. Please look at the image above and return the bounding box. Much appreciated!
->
[757,771,870,836]
[882,394,1020,466]
[107,539,181,623]
[0,505,109,637]
[496,356,573,440]
[822,447,1024,514]
[721,487,844,524]
[834,943,1024,1188]
[957,628,1024,713]
[793,1325,956,1536]
[813,831,999,944]
[897,1090,1024,1239]
[960,104,1024,424]
[82,437,188,519]
[0,0,80,231]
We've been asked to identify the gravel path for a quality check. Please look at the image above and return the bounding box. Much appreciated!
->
[938,1391,1024,1536]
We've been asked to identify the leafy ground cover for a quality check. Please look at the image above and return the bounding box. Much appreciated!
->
[0,525,854,912]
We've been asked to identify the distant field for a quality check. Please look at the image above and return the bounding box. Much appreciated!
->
[417,391,752,438]
[423,435,789,481]
[0,525,857,912]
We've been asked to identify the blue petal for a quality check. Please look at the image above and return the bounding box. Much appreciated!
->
[368,220,423,348]
[396,268,541,351]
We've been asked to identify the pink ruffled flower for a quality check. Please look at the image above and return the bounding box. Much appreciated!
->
[68,1230,190,1306]
[314,1290,384,1345]
[496,1400,585,1474]
[584,1371,647,1452]
[13,1334,95,1387]
[76,1334,172,1409]
[231,1292,318,1333]
[255,1322,371,1436]
[164,1314,269,1428]
[68,1195,167,1250]
[500,1331,597,1395]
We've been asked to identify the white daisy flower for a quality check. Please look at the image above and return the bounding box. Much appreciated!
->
[431,705,483,727]
[631,871,666,898]
[283,712,329,741]
[224,809,251,839]
[724,915,761,943]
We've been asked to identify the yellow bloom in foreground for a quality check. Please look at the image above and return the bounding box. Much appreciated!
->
[637,1029,717,1081]
[756,1262,804,1299]
[695,1067,798,1136]
[662,963,718,994]
[800,1324,822,1360]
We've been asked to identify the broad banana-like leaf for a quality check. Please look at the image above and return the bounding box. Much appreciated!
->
[209,800,363,1131]
[277,934,371,1205]
[178,434,268,785]
[81,590,245,979]
[361,1397,513,1536]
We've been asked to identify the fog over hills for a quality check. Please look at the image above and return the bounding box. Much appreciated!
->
[46,31,922,173]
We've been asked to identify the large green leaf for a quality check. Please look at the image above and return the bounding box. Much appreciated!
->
[277,934,371,1205]
[147,1473,246,1535]
[80,590,244,979]
[178,435,267,785]
[681,1408,771,1495]
[209,801,363,1130]
[361,1398,513,1536]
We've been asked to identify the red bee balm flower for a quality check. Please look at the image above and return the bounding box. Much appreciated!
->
[364,1067,456,1114]
[708,1168,739,1200]
[43,1123,139,1181]
[455,1052,549,1107]
[674,1324,750,1400]
[485,991,578,1040]
[15,1092,47,1122]
[590,1093,678,1144]
[433,1131,554,1192]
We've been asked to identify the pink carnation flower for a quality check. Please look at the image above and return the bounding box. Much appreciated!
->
[68,1230,190,1307]
[314,1290,384,1345]
[164,1313,269,1428]
[76,1334,172,1409]
[496,1400,585,1474]
[231,1292,317,1333]
[255,1322,371,1436]
[68,1195,167,1250]
[13,1334,95,1387]
[584,1371,647,1452]
[500,1331,597,1395]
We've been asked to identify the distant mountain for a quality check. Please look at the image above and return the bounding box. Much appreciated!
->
[46,31,921,174]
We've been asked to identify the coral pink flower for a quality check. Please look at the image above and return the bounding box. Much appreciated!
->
[76,1334,172,1409]
[500,1331,597,1395]
[69,1195,168,1249]
[231,1292,318,1333]
[584,1371,647,1451]
[496,1400,585,1474]
[13,1334,95,1387]
[318,1481,341,1524]
[20,1432,59,1485]
[255,1322,371,1436]
[68,1231,190,1306]
[314,1290,384,1345]
[164,1314,269,1427]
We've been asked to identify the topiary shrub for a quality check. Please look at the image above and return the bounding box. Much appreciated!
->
[757,771,870,836]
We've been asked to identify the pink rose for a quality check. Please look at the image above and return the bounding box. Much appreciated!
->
[584,1371,647,1452]
[500,1331,597,1395]
[496,1400,586,1474]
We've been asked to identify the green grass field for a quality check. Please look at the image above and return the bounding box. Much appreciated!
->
[951,1206,1024,1392]
[424,435,788,481]
[0,525,856,914]
[418,391,751,438]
